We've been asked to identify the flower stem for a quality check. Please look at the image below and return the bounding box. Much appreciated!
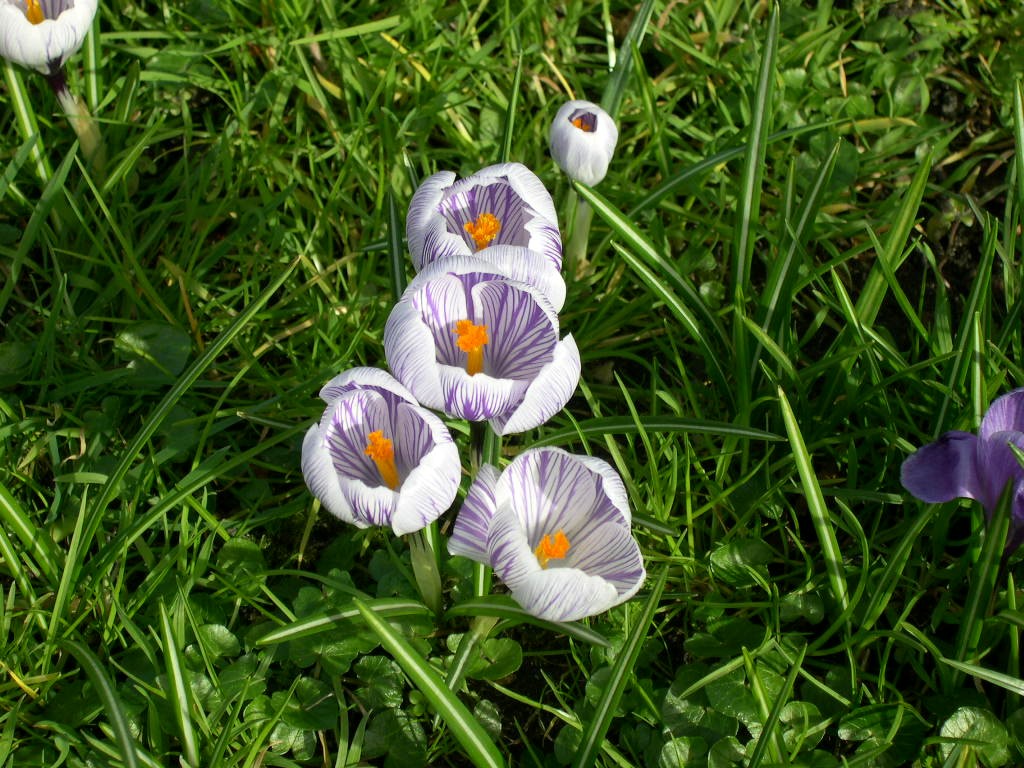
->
[408,526,443,617]
[469,423,500,598]
[564,190,594,282]
[49,73,106,175]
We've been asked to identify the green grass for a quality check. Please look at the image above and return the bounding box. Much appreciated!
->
[3,0,1024,766]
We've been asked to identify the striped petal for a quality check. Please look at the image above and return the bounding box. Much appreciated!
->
[448,464,501,562]
[390,403,461,536]
[492,335,580,436]
[318,367,417,407]
[300,425,360,527]
[384,298,445,411]
[408,163,562,272]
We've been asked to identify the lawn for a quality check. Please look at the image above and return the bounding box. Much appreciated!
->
[2,0,1024,766]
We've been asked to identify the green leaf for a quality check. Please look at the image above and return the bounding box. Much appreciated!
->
[355,656,405,710]
[533,416,781,448]
[114,321,191,386]
[659,737,708,768]
[445,595,609,648]
[709,539,773,589]
[0,341,31,388]
[354,598,506,768]
[363,709,428,768]
[159,602,200,768]
[939,707,1011,767]
[778,387,849,614]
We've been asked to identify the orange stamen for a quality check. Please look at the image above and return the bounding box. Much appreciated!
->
[453,319,488,376]
[463,212,501,250]
[25,0,45,24]
[364,431,400,490]
[571,116,595,133]
[534,531,571,568]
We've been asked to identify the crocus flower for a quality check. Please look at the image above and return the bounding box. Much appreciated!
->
[407,162,563,272]
[384,256,580,436]
[901,388,1024,546]
[549,100,618,186]
[0,0,98,74]
[449,447,646,622]
[301,367,461,536]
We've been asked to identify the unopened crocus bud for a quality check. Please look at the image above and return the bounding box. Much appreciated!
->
[548,100,618,186]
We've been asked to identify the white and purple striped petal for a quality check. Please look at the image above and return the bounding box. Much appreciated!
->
[407,163,562,271]
[448,447,646,622]
[384,265,578,434]
[300,368,460,536]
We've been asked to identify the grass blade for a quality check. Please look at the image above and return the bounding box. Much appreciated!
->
[354,598,506,768]
[499,52,522,164]
[159,601,200,767]
[732,2,779,300]
[778,387,849,613]
[63,640,143,768]
[255,598,431,645]
[571,567,667,768]
[600,0,656,119]
[852,153,932,326]
[0,479,61,587]
[951,480,1011,688]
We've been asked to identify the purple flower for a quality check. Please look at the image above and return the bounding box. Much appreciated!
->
[300,368,461,536]
[383,256,580,436]
[0,0,97,74]
[448,447,646,622]
[549,100,619,187]
[901,388,1024,537]
[407,162,562,272]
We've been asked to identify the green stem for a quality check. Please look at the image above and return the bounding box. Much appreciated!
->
[565,193,594,282]
[408,526,443,617]
[469,424,501,598]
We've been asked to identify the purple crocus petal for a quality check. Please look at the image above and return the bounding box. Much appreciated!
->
[318,367,417,406]
[407,171,469,270]
[900,431,981,504]
[317,391,392,486]
[475,163,559,224]
[460,244,566,311]
[473,279,558,379]
[448,464,502,561]
[980,388,1024,439]
[341,477,400,528]
[384,298,446,411]
[974,431,1024,513]
[300,425,360,527]
[575,455,632,524]
[437,366,529,421]
[390,404,461,536]
[492,336,580,436]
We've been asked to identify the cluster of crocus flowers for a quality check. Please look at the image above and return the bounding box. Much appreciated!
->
[901,388,1024,550]
[302,158,644,623]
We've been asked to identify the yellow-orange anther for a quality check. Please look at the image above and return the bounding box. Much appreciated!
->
[453,319,488,376]
[534,530,571,568]
[25,0,45,24]
[364,431,400,490]
[571,116,595,133]
[463,212,501,250]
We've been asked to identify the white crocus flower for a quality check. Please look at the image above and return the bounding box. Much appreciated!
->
[449,447,646,622]
[0,0,98,74]
[549,100,619,186]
